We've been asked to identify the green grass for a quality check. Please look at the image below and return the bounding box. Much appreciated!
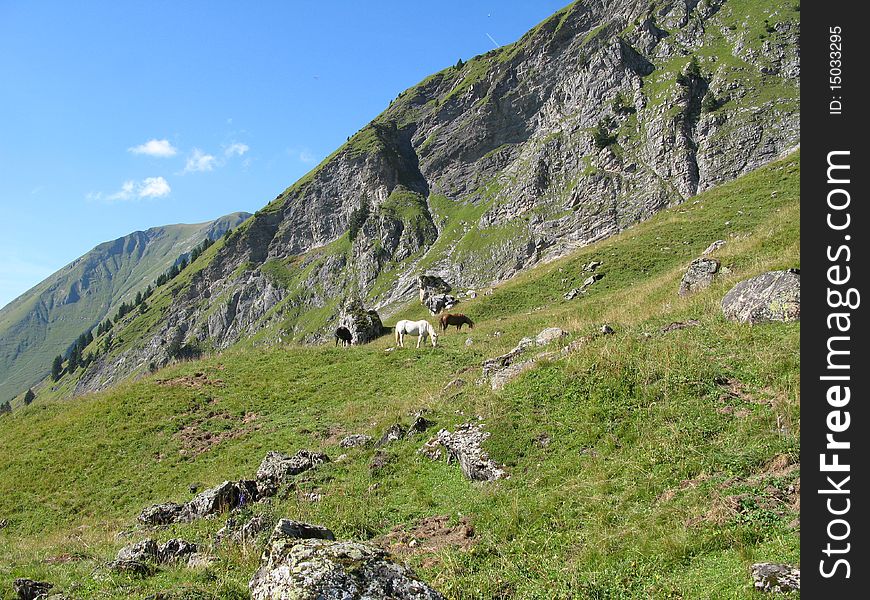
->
[0,153,799,598]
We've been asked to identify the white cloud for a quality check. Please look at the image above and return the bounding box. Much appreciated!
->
[184,148,217,173]
[225,142,249,157]
[128,139,178,157]
[139,177,171,198]
[91,177,171,203]
[298,149,317,164]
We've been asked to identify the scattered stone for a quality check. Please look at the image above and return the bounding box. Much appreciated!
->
[564,273,602,299]
[157,538,197,563]
[702,240,727,255]
[465,337,473,346]
[424,293,457,315]
[421,424,507,482]
[13,579,53,600]
[138,502,186,526]
[535,327,568,346]
[660,319,701,333]
[256,450,329,497]
[679,258,720,296]
[600,324,615,335]
[467,290,477,299]
[109,558,156,577]
[406,414,434,437]
[376,423,404,447]
[721,270,800,324]
[369,450,394,474]
[583,260,602,272]
[751,563,800,593]
[249,538,445,600]
[340,434,373,449]
[186,480,258,520]
[116,539,158,563]
[0,518,8,530]
[443,377,466,392]
[563,288,582,300]
[533,432,552,448]
[270,518,336,543]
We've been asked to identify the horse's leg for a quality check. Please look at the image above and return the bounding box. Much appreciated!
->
[416,334,423,349]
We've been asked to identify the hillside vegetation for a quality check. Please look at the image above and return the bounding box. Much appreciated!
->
[0,153,799,598]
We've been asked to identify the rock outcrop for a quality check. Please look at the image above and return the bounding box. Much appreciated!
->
[721,270,800,324]
[255,450,330,497]
[679,257,720,296]
[13,579,54,600]
[338,298,384,345]
[420,424,507,482]
[750,562,800,593]
[249,537,444,600]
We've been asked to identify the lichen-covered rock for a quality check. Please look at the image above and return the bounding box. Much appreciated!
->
[338,298,384,345]
[750,562,800,593]
[340,434,373,448]
[270,519,336,543]
[721,270,800,324]
[217,513,273,547]
[679,258,720,296]
[421,424,507,482]
[138,502,187,526]
[249,538,445,600]
[376,423,404,447]
[186,480,258,519]
[109,558,156,577]
[158,538,198,563]
[535,327,568,346]
[256,450,329,496]
[13,578,53,600]
[116,539,158,563]
[702,240,726,255]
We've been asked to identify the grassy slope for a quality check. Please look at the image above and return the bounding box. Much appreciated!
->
[0,153,799,599]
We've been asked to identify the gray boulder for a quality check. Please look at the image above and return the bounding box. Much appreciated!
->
[751,562,800,593]
[420,424,507,482]
[271,518,336,543]
[249,538,445,600]
[702,240,726,255]
[116,539,158,562]
[158,538,198,563]
[338,298,384,345]
[340,434,373,449]
[535,327,568,346]
[722,270,800,324]
[256,450,329,496]
[376,423,404,447]
[423,293,457,315]
[186,480,258,519]
[679,258,720,296]
[138,502,186,526]
[217,513,273,547]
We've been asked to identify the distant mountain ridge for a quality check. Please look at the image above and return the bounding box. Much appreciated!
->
[0,212,251,400]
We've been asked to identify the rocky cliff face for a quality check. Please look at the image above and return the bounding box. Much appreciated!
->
[76,0,799,394]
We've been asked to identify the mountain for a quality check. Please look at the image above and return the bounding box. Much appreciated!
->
[69,0,797,398]
[0,212,251,401]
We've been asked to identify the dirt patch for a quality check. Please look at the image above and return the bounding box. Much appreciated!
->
[657,474,710,503]
[159,371,224,389]
[714,377,769,405]
[375,515,475,568]
[314,424,347,446]
[43,553,90,565]
[660,320,701,333]
[175,412,259,456]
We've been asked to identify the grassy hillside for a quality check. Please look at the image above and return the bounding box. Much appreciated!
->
[0,153,799,598]
[0,213,251,403]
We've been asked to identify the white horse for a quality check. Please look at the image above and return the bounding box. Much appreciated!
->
[395,319,439,348]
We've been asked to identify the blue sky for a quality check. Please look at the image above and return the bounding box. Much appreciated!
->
[0,1,568,309]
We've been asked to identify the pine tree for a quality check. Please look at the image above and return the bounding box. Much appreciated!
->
[23,388,35,405]
[68,346,80,371]
[51,355,63,381]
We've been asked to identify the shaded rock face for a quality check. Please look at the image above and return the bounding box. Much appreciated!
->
[271,518,336,543]
[750,562,800,593]
[138,503,187,526]
[721,270,800,324]
[421,424,507,482]
[217,514,273,547]
[249,538,445,600]
[679,257,720,296]
[77,0,799,394]
[338,298,384,345]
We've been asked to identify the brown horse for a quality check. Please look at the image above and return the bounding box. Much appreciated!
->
[439,313,474,333]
